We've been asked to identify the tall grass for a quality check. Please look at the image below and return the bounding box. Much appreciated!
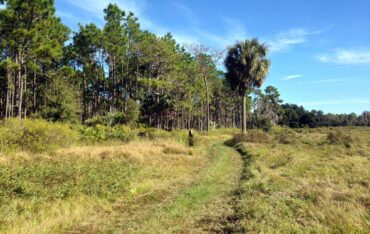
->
[231,127,370,233]
[0,119,77,153]
[0,138,203,233]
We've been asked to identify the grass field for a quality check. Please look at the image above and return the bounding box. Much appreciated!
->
[229,127,370,233]
[0,129,242,233]
[0,124,369,233]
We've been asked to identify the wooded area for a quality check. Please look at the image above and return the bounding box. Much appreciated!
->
[0,0,369,130]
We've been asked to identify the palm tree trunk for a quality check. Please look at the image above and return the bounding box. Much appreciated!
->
[242,94,247,134]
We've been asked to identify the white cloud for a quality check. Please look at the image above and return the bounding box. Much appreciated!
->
[318,49,370,65]
[172,33,200,45]
[282,74,303,80]
[267,28,322,52]
[299,98,370,107]
[148,16,247,48]
[64,0,147,19]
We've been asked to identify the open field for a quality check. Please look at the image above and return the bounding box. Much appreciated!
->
[0,123,369,233]
[0,126,242,233]
[228,127,370,233]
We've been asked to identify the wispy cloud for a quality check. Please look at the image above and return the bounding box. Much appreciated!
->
[172,1,196,24]
[282,74,303,80]
[267,28,323,52]
[303,77,366,88]
[318,49,370,65]
[300,98,370,107]
[197,17,248,48]
[304,78,342,84]
[153,16,248,48]
[64,0,147,19]
[56,10,74,19]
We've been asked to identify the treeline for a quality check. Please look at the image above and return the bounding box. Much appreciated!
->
[279,104,370,128]
[0,1,368,130]
[0,0,242,130]
[245,87,370,129]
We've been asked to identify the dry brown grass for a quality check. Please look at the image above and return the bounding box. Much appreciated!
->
[234,127,370,233]
[0,137,212,234]
[57,139,196,166]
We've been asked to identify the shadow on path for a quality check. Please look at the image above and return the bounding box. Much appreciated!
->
[221,141,253,233]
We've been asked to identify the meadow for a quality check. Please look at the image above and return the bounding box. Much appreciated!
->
[0,119,369,233]
[227,127,370,233]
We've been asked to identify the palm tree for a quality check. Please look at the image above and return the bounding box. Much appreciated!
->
[224,39,270,133]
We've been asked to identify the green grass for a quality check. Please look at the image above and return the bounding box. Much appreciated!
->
[0,127,241,233]
[128,143,243,233]
[1,124,369,233]
[230,127,370,233]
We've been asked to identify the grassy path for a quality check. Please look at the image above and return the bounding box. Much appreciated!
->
[71,141,243,233]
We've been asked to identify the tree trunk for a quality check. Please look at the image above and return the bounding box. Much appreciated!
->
[33,72,37,113]
[242,94,247,134]
[23,68,28,118]
[18,54,23,118]
[82,71,87,123]
[203,74,209,132]
[5,67,11,118]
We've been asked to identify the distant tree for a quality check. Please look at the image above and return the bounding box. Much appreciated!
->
[224,39,270,133]
[72,23,103,122]
[103,3,127,112]
[187,44,224,132]
[252,86,283,127]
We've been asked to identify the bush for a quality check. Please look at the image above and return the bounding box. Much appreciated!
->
[326,130,354,148]
[85,101,140,127]
[78,125,137,142]
[260,117,273,132]
[137,128,171,139]
[124,99,140,124]
[39,78,79,123]
[275,128,297,144]
[0,119,77,153]
[228,129,272,146]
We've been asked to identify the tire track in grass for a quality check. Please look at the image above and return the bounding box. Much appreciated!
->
[68,141,244,233]
[221,143,254,233]
[119,143,243,233]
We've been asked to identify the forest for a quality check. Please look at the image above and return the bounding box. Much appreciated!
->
[1,0,369,130]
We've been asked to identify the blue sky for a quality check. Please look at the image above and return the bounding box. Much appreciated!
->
[54,0,370,114]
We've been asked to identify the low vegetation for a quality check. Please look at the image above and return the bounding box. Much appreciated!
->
[0,120,241,233]
[0,119,78,153]
[0,118,369,233]
[227,127,370,233]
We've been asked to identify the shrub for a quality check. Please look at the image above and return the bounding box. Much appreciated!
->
[124,99,140,124]
[260,117,273,132]
[78,125,137,142]
[85,116,106,126]
[0,119,77,153]
[275,129,297,144]
[137,128,171,139]
[85,101,139,127]
[39,78,79,123]
[326,130,354,148]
